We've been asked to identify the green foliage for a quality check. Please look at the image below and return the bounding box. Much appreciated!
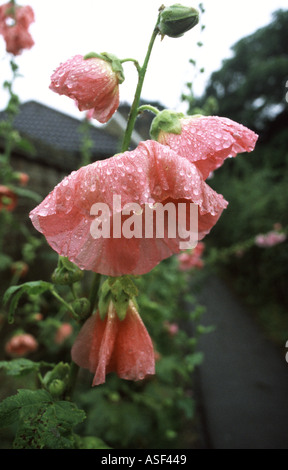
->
[181,9,288,343]
[0,389,86,449]
[0,358,50,377]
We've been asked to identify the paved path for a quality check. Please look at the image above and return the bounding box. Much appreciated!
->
[195,276,288,449]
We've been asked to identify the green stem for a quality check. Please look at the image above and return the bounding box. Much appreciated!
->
[121,18,160,152]
[50,288,78,319]
[137,104,160,115]
[65,361,80,401]
[120,58,141,74]
[88,272,102,315]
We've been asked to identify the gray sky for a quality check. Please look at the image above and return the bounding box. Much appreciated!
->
[1,0,287,120]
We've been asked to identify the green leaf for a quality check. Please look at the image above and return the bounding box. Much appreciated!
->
[10,185,42,203]
[0,359,43,377]
[3,281,54,323]
[0,389,86,449]
[0,389,52,428]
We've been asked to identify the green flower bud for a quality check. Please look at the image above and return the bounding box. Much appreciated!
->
[150,109,185,141]
[51,256,84,285]
[48,379,66,398]
[158,4,199,38]
[71,297,91,320]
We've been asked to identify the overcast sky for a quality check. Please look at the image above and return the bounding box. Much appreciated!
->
[1,0,287,121]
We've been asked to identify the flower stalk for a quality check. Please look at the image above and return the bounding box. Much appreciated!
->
[121,14,161,152]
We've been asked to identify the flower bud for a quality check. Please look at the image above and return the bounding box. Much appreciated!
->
[48,379,66,398]
[71,297,91,320]
[158,4,199,38]
[51,256,84,285]
[150,109,184,141]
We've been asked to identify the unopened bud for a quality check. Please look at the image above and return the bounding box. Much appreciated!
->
[72,297,91,320]
[158,4,199,38]
[150,109,184,141]
[51,256,84,285]
[48,379,66,398]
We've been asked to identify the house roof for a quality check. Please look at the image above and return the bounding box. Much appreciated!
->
[0,100,121,171]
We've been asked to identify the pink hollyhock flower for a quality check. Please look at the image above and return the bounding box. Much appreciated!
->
[5,332,38,357]
[71,301,155,386]
[154,114,258,179]
[0,185,17,211]
[0,2,34,55]
[255,231,286,248]
[54,322,73,345]
[29,140,228,277]
[178,241,205,271]
[49,54,123,123]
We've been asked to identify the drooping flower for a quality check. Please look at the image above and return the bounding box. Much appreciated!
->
[5,332,38,357]
[255,231,286,248]
[0,2,34,55]
[177,241,205,271]
[151,112,258,179]
[0,185,17,211]
[71,300,155,386]
[29,140,228,277]
[49,53,124,124]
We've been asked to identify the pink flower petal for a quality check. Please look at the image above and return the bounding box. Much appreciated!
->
[30,140,227,276]
[71,302,155,386]
[0,3,34,55]
[158,116,258,179]
[49,55,120,123]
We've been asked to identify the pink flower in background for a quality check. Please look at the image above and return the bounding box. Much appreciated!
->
[5,333,38,357]
[54,323,73,345]
[163,321,179,336]
[156,115,258,179]
[71,301,155,386]
[29,140,228,277]
[255,231,286,248]
[49,55,122,124]
[178,241,205,271]
[0,185,17,211]
[16,171,29,186]
[0,2,34,55]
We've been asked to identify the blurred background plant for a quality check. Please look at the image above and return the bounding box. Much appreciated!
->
[181,8,288,346]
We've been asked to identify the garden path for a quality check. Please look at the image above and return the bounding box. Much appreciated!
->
[195,276,288,449]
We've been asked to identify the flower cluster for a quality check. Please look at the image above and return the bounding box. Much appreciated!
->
[0,2,34,55]
[30,47,258,386]
[255,230,286,248]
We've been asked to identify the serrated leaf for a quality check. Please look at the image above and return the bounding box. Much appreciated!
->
[0,389,86,449]
[0,389,52,428]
